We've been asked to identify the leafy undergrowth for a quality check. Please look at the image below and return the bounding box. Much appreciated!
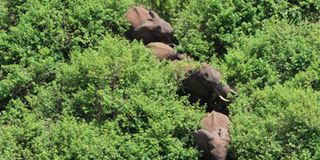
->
[1,0,320,159]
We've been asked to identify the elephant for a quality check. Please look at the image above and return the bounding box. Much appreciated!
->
[180,63,236,105]
[125,6,153,28]
[132,10,179,45]
[146,42,184,61]
[193,111,231,160]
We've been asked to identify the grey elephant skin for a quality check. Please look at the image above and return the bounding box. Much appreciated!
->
[193,111,231,160]
[180,64,235,114]
[146,42,183,61]
[126,6,178,45]
[126,6,152,28]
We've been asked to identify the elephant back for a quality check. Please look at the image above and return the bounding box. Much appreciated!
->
[200,111,230,132]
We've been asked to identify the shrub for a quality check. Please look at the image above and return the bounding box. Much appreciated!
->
[221,20,320,93]
[0,0,8,30]
[1,1,319,159]
[0,106,114,160]
[1,35,204,159]
[134,0,191,23]
[0,0,135,65]
[0,0,28,30]
[0,57,57,112]
[173,0,320,60]
[285,61,320,91]
[229,85,320,159]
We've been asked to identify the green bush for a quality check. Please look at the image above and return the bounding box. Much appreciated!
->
[0,0,28,30]
[1,0,320,159]
[173,0,320,60]
[0,0,8,30]
[1,35,204,159]
[134,0,191,23]
[285,61,320,91]
[0,57,57,113]
[221,20,320,93]
[0,106,114,160]
[0,0,135,65]
[229,85,320,159]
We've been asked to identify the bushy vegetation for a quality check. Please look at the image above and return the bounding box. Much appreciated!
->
[0,0,134,65]
[173,0,320,60]
[1,34,204,159]
[229,86,320,159]
[134,0,191,22]
[1,0,319,159]
[221,20,320,93]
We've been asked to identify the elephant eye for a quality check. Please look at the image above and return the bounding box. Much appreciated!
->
[218,128,221,136]
[155,25,161,31]
[203,73,209,78]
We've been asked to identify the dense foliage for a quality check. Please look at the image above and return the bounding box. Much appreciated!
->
[0,0,319,159]
[0,0,134,64]
[221,20,320,93]
[173,0,320,60]
[0,35,204,159]
[230,86,320,159]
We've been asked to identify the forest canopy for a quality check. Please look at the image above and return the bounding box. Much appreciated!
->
[0,0,319,159]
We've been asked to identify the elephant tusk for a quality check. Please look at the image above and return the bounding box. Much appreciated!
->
[230,89,238,95]
[219,95,230,102]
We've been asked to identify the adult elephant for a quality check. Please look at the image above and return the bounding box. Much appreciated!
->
[180,63,236,106]
[125,6,153,40]
[193,111,231,160]
[127,8,178,45]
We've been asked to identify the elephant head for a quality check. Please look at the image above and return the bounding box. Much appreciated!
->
[182,63,236,103]
[132,10,179,45]
[193,129,230,160]
[148,11,178,44]
[193,111,231,160]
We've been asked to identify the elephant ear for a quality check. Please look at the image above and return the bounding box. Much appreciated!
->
[126,6,152,28]
[193,129,215,152]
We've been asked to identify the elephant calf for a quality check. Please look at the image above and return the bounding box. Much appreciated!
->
[193,111,231,160]
[146,42,184,61]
